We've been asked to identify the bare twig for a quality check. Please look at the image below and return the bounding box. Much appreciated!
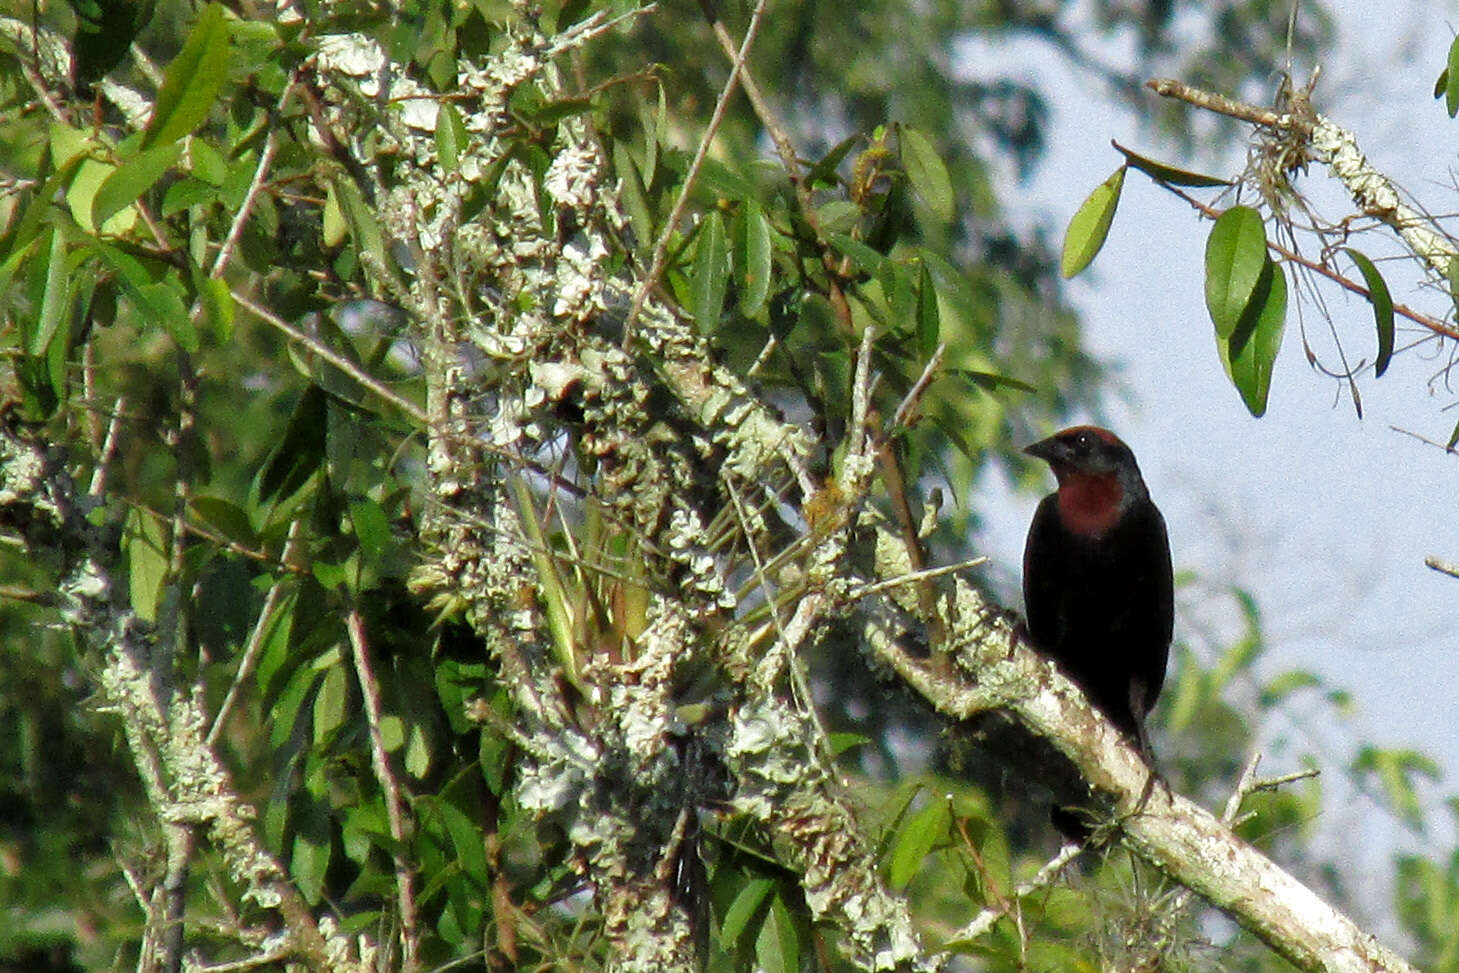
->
[207,520,304,747]
[1148,76,1459,282]
[847,558,989,602]
[1424,556,1459,579]
[346,606,421,971]
[948,843,1081,946]
[1160,184,1459,343]
[623,0,770,342]
[230,289,429,424]
[1147,78,1284,127]
[886,342,947,441]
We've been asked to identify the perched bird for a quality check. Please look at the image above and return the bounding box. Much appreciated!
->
[1022,426,1173,763]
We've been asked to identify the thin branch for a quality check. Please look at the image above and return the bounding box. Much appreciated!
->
[886,342,947,441]
[345,605,421,971]
[948,843,1081,945]
[847,557,989,602]
[623,0,770,342]
[1147,78,1284,127]
[211,93,290,279]
[1148,76,1459,283]
[1424,555,1459,579]
[207,520,303,747]
[1160,183,1459,342]
[230,289,429,424]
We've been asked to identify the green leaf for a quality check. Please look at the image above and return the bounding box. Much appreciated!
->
[162,177,219,216]
[330,176,386,270]
[721,877,774,944]
[828,732,870,756]
[348,498,392,561]
[805,133,859,189]
[916,260,940,359]
[191,494,259,549]
[189,137,228,185]
[68,158,137,235]
[435,797,490,886]
[1260,669,1321,707]
[1355,747,1441,830]
[900,126,955,225]
[435,102,468,174]
[257,384,328,506]
[270,662,321,748]
[733,199,772,317]
[754,894,799,973]
[1114,141,1231,188]
[30,226,70,358]
[134,281,198,352]
[92,142,183,229]
[826,232,886,277]
[123,506,170,622]
[1217,259,1287,417]
[405,722,431,778]
[143,4,231,149]
[1341,248,1394,377]
[198,274,235,343]
[71,0,154,91]
[291,831,331,905]
[613,140,654,257]
[1204,205,1269,339]
[1447,35,1459,118]
[322,182,347,248]
[1449,255,1459,321]
[691,211,728,329]
[888,793,949,890]
[313,663,348,744]
[1163,648,1203,735]
[1060,166,1125,278]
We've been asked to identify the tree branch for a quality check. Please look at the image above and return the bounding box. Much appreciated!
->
[868,568,1419,973]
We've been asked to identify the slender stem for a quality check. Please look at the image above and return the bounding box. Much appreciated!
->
[623,0,770,342]
[345,606,421,971]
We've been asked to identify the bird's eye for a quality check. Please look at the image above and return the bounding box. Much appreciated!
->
[1075,431,1093,451]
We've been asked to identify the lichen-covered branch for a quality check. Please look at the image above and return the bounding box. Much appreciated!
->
[1148,76,1458,279]
[309,2,928,966]
[868,564,1419,973]
[0,417,368,973]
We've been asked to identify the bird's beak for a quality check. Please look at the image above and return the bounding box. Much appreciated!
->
[1024,435,1064,463]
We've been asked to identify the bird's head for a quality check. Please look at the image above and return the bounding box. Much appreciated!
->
[1024,426,1149,535]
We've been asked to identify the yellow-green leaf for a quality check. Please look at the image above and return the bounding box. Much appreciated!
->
[1060,166,1125,278]
[435,102,468,174]
[733,199,772,317]
[691,211,728,329]
[30,226,69,358]
[754,894,799,973]
[1447,35,1459,118]
[93,142,183,229]
[143,4,231,149]
[888,794,949,890]
[900,125,955,225]
[123,506,170,622]
[916,260,940,358]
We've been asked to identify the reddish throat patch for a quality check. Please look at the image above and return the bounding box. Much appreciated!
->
[1056,471,1124,536]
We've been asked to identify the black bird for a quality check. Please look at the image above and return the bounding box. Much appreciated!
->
[1022,425,1173,763]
